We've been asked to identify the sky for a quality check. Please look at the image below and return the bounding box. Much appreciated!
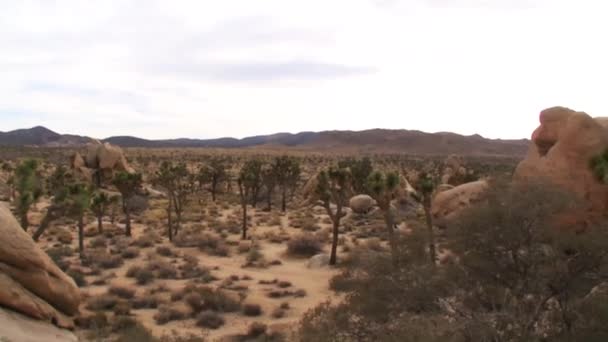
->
[1,0,607,140]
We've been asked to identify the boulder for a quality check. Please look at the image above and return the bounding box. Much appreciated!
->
[431,180,489,227]
[514,107,608,222]
[349,195,376,214]
[76,140,135,185]
[307,254,330,269]
[0,203,80,328]
[0,307,78,342]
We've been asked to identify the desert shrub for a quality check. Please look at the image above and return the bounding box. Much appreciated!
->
[97,254,124,269]
[113,300,132,316]
[246,322,268,339]
[126,265,142,278]
[57,230,73,244]
[132,295,162,309]
[286,233,322,257]
[196,311,225,329]
[76,311,109,330]
[109,285,136,299]
[89,236,107,248]
[277,281,292,288]
[156,245,174,257]
[154,305,187,325]
[135,268,155,285]
[86,294,119,311]
[134,234,157,248]
[67,269,87,287]
[272,307,286,319]
[112,315,139,333]
[113,322,156,342]
[242,303,263,317]
[146,259,178,279]
[177,285,240,313]
[121,246,140,259]
[294,289,307,298]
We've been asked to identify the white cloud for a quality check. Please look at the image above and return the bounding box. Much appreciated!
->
[1,0,607,140]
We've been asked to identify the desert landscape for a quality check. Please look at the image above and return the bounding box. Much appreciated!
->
[2,1,608,341]
[1,106,608,342]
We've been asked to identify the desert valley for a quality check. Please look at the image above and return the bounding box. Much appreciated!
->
[0,106,607,341]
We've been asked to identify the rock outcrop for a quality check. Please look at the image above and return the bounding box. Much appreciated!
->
[0,307,78,342]
[72,140,134,184]
[431,180,489,227]
[0,203,80,331]
[514,107,608,219]
[349,195,376,214]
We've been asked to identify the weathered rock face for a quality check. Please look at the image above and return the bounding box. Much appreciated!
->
[514,107,608,218]
[0,307,78,342]
[349,195,376,214]
[431,180,489,227]
[72,140,134,184]
[0,203,80,330]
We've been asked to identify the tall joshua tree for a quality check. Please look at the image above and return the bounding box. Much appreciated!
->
[316,166,352,266]
[262,163,277,211]
[275,156,301,212]
[14,159,43,231]
[418,172,437,265]
[367,170,401,262]
[237,160,262,240]
[198,157,229,202]
[66,183,92,259]
[91,191,110,234]
[155,162,195,241]
[112,171,143,237]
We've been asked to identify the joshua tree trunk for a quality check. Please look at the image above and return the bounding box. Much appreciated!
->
[20,211,28,231]
[267,191,273,211]
[33,208,60,241]
[423,195,436,265]
[281,188,287,213]
[327,203,342,266]
[167,197,173,241]
[241,202,248,240]
[124,201,132,237]
[211,180,217,202]
[78,215,85,259]
[384,209,398,265]
[97,213,103,234]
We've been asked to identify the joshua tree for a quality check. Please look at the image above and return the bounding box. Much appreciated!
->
[13,159,43,231]
[112,172,143,237]
[339,157,373,194]
[367,170,401,262]
[262,163,278,211]
[418,172,437,265]
[33,166,72,242]
[66,183,92,259]
[316,166,352,266]
[237,160,262,240]
[155,162,195,241]
[198,157,229,202]
[275,156,301,212]
[91,191,111,234]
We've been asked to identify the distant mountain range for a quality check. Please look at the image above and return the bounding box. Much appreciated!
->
[0,126,530,156]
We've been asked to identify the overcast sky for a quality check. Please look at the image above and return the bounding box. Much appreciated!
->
[1,0,606,140]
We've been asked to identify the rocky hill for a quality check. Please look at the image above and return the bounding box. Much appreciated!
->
[0,126,528,156]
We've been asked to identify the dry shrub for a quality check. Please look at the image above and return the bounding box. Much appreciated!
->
[196,311,225,329]
[86,294,119,311]
[154,305,187,325]
[242,303,263,317]
[287,233,323,257]
[109,285,136,299]
[121,246,140,259]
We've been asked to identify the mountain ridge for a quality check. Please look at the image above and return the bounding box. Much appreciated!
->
[0,126,530,156]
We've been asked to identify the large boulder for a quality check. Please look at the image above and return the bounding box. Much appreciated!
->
[0,307,78,342]
[431,180,489,227]
[514,107,608,220]
[0,203,80,329]
[73,140,135,184]
[349,195,376,214]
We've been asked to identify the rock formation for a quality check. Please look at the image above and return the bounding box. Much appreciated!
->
[349,195,376,214]
[431,180,489,227]
[514,106,608,219]
[0,203,80,337]
[72,140,135,184]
